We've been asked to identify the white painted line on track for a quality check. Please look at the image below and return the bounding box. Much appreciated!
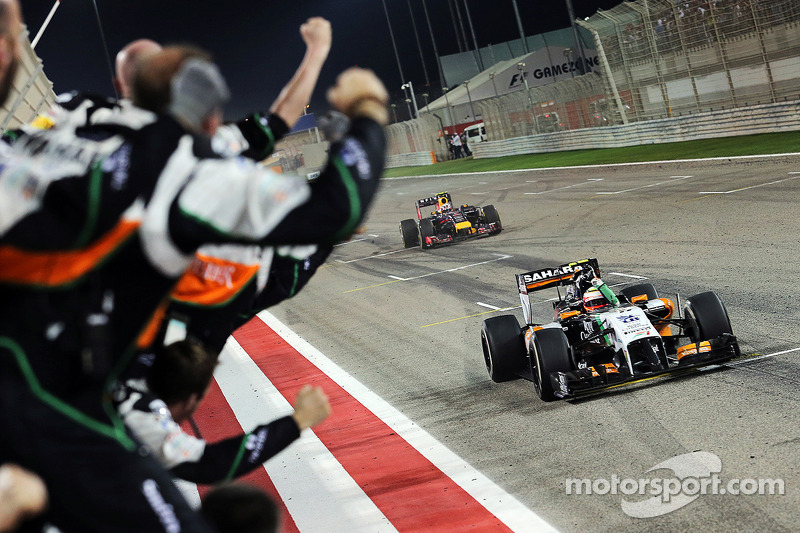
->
[387,275,406,281]
[609,272,649,279]
[256,312,558,533]
[218,339,398,533]
[382,152,800,180]
[725,347,800,366]
[345,254,513,293]
[587,178,604,181]
[525,181,592,195]
[596,175,693,195]
[698,175,800,195]
[336,249,405,264]
[476,302,502,310]
[335,235,380,246]
[386,254,512,282]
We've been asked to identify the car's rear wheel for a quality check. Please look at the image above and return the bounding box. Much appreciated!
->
[531,328,573,401]
[621,283,658,302]
[419,218,435,249]
[400,219,419,248]
[481,315,524,382]
[481,205,502,234]
[683,291,734,343]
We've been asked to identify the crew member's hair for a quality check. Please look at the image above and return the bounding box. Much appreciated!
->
[131,44,212,114]
[201,483,279,533]
[147,340,216,405]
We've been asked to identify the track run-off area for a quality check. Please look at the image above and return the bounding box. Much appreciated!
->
[191,154,800,532]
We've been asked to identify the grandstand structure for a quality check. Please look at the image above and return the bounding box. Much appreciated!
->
[386,0,800,164]
[0,26,57,130]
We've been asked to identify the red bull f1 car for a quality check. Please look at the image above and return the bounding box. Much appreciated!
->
[480,259,740,401]
[399,192,502,249]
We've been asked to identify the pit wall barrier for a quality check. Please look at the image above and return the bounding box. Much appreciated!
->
[471,100,800,159]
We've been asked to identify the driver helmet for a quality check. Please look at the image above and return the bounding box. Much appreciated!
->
[438,196,452,211]
[582,287,609,312]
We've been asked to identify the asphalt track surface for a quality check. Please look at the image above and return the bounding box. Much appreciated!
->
[265,155,800,532]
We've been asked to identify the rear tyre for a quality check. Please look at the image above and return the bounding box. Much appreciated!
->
[481,315,525,382]
[683,291,734,343]
[400,219,419,248]
[419,218,435,249]
[481,205,502,234]
[621,283,658,302]
[531,328,573,401]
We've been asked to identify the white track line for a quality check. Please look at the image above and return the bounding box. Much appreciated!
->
[218,339,397,532]
[387,275,406,281]
[698,175,800,194]
[608,272,649,279]
[596,175,693,195]
[381,152,800,180]
[476,302,502,310]
[524,181,592,195]
[402,254,511,280]
[336,249,406,264]
[257,311,558,533]
[335,235,380,246]
[725,347,800,366]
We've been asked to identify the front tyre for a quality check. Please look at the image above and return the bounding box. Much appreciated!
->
[683,291,734,343]
[481,205,502,234]
[531,328,573,401]
[481,315,524,382]
[419,218,435,249]
[400,219,419,248]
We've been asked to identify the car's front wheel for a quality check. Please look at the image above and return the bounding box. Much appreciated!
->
[684,291,734,343]
[419,219,435,249]
[481,205,502,234]
[481,315,524,382]
[400,219,419,248]
[531,328,573,401]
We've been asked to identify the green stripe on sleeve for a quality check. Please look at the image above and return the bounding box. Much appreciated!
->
[331,155,362,242]
[74,160,104,248]
[0,336,135,450]
[225,434,250,481]
[253,113,276,159]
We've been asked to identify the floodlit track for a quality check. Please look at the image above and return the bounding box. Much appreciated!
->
[202,155,800,532]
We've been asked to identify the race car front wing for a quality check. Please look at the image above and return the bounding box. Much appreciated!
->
[548,334,740,399]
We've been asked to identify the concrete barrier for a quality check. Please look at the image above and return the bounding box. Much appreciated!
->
[472,100,800,159]
[385,151,437,168]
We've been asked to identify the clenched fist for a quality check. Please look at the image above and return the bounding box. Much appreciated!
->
[327,68,389,125]
[300,17,332,55]
[291,385,331,430]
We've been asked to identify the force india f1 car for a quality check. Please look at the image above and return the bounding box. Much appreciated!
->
[481,259,740,401]
[399,192,502,249]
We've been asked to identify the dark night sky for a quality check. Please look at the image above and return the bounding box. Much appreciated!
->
[21,0,621,120]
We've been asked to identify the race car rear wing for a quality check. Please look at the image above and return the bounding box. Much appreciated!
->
[415,192,452,219]
[516,258,600,325]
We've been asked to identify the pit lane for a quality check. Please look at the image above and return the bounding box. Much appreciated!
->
[268,155,800,532]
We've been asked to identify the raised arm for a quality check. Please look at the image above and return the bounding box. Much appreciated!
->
[217,17,332,161]
[270,17,332,128]
[168,67,388,251]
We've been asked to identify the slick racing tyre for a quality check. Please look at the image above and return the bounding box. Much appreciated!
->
[419,218,435,249]
[481,315,524,382]
[400,219,419,248]
[621,283,658,302]
[531,328,573,401]
[481,205,502,234]
[683,291,734,343]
